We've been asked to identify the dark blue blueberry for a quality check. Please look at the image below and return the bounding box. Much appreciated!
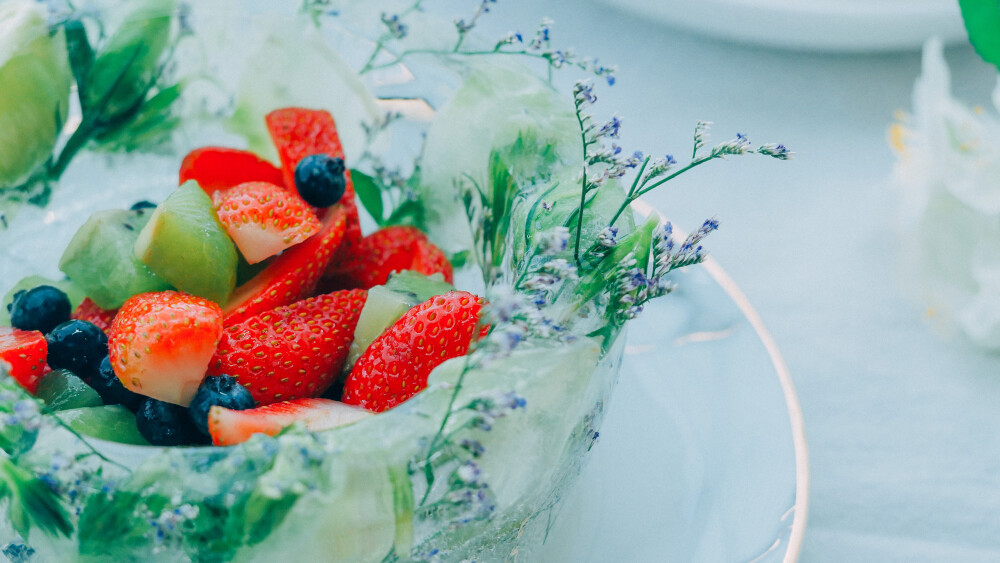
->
[129,200,157,211]
[45,320,108,375]
[8,285,71,334]
[93,356,144,412]
[136,398,205,446]
[188,374,255,436]
[293,154,346,207]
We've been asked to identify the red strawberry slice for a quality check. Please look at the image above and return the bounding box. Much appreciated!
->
[0,327,48,394]
[213,182,321,265]
[222,203,350,326]
[342,291,484,412]
[208,289,367,406]
[334,197,362,267]
[323,226,454,290]
[71,298,118,333]
[412,236,453,282]
[109,291,223,406]
[265,108,354,199]
[265,108,362,262]
[208,398,372,446]
[179,147,285,197]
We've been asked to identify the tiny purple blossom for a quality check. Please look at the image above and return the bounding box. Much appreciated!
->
[573,80,597,107]
[756,143,793,160]
[597,115,622,139]
[380,13,407,39]
[597,226,618,248]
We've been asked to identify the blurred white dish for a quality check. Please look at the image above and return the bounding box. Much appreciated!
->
[594,0,966,51]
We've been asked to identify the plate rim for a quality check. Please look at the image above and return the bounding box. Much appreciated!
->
[632,199,809,562]
[593,0,966,52]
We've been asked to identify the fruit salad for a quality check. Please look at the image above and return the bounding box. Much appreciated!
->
[0,2,788,561]
[4,105,479,448]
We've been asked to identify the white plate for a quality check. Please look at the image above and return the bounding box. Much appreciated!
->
[593,0,966,52]
[540,202,809,562]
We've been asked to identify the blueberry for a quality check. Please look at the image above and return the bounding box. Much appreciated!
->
[130,200,157,211]
[8,285,71,333]
[293,154,346,207]
[93,356,144,412]
[136,398,206,446]
[45,320,108,375]
[188,374,255,436]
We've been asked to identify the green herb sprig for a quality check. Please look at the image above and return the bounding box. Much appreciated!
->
[1,0,184,226]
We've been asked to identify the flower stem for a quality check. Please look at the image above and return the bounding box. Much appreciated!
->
[573,108,591,267]
[48,119,94,180]
[358,0,429,74]
[607,154,717,229]
[626,156,650,199]
[419,355,475,506]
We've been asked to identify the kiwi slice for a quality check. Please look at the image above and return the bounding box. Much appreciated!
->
[1,275,85,325]
[54,405,149,445]
[59,207,171,309]
[345,271,454,371]
[36,369,102,411]
[134,180,238,305]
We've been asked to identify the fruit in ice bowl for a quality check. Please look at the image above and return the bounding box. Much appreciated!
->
[0,1,789,560]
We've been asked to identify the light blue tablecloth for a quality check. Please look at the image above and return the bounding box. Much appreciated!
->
[468,1,1000,560]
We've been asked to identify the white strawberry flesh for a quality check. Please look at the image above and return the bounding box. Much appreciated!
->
[109,291,223,406]
[208,398,372,446]
[213,181,321,265]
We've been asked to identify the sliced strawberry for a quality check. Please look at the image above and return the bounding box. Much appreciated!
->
[412,236,453,282]
[208,289,367,405]
[333,196,362,266]
[213,182,321,265]
[179,147,285,197]
[0,327,48,394]
[222,203,350,326]
[208,398,371,446]
[265,108,362,260]
[265,108,353,199]
[109,291,223,406]
[323,226,454,290]
[71,298,118,333]
[342,291,484,412]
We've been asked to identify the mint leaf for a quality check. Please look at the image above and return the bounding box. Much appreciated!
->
[240,489,299,546]
[94,83,183,152]
[386,199,424,227]
[64,19,94,102]
[83,0,174,125]
[488,150,517,269]
[959,0,1000,70]
[351,169,385,226]
[0,459,72,540]
[448,250,470,268]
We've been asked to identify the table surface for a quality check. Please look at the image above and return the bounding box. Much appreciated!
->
[447,1,1000,561]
